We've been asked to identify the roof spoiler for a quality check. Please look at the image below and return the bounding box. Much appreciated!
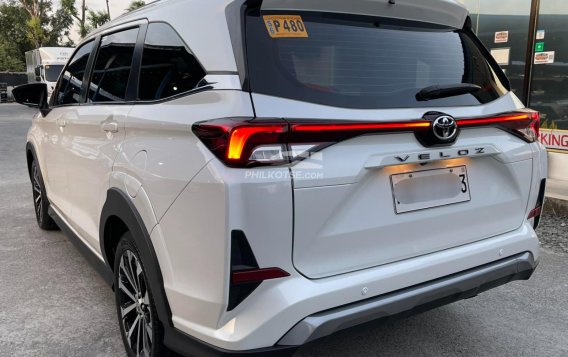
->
[259,0,469,29]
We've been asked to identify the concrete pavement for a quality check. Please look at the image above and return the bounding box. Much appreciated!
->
[1,103,567,357]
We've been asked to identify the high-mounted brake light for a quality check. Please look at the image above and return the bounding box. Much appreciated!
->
[192,111,540,168]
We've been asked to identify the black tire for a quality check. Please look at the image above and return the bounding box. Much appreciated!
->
[114,232,170,357]
[30,159,59,230]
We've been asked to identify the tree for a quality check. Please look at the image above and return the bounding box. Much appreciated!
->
[87,9,110,30]
[61,0,89,38]
[0,1,35,71]
[0,1,74,71]
[0,1,33,55]
[105,0,111,19]
[126,0,145,12]
[18,0,49,48]
[0,39,25,72]
[46,5,75,46]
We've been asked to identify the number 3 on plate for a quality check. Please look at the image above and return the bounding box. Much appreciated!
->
[459,174,468,193]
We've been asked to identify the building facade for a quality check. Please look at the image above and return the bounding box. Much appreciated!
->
[459,0,568,182]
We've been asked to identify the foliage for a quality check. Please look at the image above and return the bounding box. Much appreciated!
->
[87,9,110,31]
[0,38,25,72]
[17,0,72,48]
[126,0,146,12]
[0,0,74,72]
[61,0,89,39]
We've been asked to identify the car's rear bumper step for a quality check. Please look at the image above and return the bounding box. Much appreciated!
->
[278,252,537,346]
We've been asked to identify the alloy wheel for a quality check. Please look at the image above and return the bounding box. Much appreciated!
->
[118,250,153,357]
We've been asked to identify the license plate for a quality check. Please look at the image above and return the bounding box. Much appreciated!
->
[391,166,470,214]
[263,15,309,38]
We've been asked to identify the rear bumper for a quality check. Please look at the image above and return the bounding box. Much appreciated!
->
[277,252,537,346]
[166,251,536,356]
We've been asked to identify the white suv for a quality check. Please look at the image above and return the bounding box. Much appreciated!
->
[13,0,547,356]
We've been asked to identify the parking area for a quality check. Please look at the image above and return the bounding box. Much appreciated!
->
[1,103,567,357]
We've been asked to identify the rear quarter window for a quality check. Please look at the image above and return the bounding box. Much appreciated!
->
[245,12,508,109]
[137,23,206,101]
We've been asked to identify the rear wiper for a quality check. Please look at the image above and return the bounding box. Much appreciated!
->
[416,83,481,101]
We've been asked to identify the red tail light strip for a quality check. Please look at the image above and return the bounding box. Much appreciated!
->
[192,111,540,168]
[291,121,431,132]
[231,267,290,284]
[456,113,534,127]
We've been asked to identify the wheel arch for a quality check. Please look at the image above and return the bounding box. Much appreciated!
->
[26,142,37,179]
[100,188,174,328]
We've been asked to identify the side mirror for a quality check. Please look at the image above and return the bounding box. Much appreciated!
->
[35,76,42,82]
[12,83,51,116]
[34,66,41,77]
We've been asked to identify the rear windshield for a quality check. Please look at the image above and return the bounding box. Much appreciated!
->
[245,12,508,109]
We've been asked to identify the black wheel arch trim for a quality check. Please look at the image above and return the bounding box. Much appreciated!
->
[99,188,172,326]
[26,142,38,180]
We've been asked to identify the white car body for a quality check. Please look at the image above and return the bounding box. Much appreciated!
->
[22,0,547,355]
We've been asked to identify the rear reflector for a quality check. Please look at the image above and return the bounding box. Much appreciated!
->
[527,206,542,220]
[232,268,290,284]
[529,179,547,229]
[228,231,290,310]
[192,111,540,168]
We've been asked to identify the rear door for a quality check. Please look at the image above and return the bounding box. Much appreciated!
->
[63,26,140,249]
[245,10,536,278]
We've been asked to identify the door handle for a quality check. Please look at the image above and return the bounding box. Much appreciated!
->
[101,121,119,133]
[56,118,67,127]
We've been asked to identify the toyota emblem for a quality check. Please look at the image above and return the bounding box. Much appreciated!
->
[432,115,458,141]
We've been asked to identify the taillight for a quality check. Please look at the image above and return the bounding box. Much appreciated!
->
[192,111,541,168]
[192,118,289,167]
[457,111,540,143]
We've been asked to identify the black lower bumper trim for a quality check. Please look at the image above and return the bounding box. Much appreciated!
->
[165,328,297,357]
[278,252,537,346]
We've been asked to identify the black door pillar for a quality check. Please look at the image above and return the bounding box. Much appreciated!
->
[522,0,541,106]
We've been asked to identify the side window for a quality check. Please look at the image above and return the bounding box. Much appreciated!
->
[138,23,206,101]
[55,41,94,105]
[88,27,139,102]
